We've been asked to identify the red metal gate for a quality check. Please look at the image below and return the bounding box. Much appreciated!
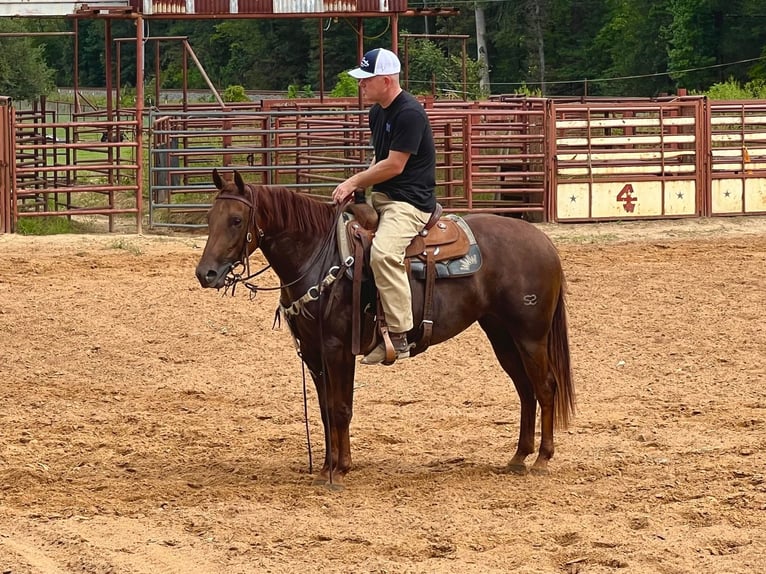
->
[549,97,706,222]
[9,102,142,233]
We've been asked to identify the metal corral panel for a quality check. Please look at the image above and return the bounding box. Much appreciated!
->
[552,98,706,221]
[708,100,766,216]
[0,0,129,16]
[556,180,697,220]
[0,97,13,234]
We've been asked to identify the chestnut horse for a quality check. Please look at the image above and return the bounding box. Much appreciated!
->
[195,170,575,487]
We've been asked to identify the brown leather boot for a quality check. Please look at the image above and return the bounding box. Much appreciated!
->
[361,332,412,365]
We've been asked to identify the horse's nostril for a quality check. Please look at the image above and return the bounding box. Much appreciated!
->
[195,267,217,287]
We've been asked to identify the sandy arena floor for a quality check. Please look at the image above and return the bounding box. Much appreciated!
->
[0,216,765,573]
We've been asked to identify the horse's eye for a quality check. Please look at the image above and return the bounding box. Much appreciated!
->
[231,216,243,226]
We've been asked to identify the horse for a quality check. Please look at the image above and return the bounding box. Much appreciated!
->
[195,169,575,487]
[100,130,128,142]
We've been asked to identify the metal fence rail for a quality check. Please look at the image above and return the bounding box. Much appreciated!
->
[148,107,374,228]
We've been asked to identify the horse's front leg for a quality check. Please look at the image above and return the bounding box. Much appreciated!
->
[311,347,357,489]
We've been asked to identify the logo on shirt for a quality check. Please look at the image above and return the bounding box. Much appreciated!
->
[385,122,391,133]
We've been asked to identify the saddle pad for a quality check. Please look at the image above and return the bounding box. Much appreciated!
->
[409,215,482,279]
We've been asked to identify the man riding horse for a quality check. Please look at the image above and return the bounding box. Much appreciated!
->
[332,48,437,365]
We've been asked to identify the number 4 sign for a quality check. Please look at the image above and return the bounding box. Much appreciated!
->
[616,184,637,213]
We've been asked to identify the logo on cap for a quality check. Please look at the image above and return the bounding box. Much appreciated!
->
[348,48,401,79]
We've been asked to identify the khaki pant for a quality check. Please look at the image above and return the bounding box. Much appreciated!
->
[369,192,432,333]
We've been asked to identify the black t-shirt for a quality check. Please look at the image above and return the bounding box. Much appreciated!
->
[369,91,437,213]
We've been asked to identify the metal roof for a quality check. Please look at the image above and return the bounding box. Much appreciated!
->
[0,0,410,17]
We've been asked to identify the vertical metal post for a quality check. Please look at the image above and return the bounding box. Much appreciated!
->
[392,13,399,52]
[74,18,80,115]
[0,98,12,233]
[135,14,144,234]
[319,19,325,102]
[105,19,115,231]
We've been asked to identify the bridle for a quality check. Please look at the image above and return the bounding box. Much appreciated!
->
[215,185,266,292]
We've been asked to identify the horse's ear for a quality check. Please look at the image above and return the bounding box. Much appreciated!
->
[212,168,224,191]
[234,170,247,195]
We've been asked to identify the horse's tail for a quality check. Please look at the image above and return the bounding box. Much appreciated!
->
[549,280,576,429]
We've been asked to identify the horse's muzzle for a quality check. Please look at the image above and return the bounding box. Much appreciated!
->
[195,265,228,289]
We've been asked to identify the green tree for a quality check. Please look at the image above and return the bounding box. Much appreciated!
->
[405,38,487,100]
[0,19,54,100]
[590,0,674,96]
[666,0,719,89]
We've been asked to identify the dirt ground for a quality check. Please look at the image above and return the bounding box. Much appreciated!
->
[0,216,764,574]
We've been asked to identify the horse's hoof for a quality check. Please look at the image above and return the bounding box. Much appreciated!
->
[529,465,550,476]
[310,476,345,490]
[504,463,528,475]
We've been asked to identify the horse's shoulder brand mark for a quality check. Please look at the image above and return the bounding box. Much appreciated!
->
[523,294,538,306]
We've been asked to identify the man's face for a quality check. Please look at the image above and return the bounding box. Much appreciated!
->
[358,75,389,104]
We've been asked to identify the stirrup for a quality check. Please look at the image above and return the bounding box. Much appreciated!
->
[361,342,411,365]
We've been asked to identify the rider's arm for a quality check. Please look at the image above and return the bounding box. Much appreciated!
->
[332,150,410,203]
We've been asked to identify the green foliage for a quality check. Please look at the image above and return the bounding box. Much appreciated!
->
[697,77,766,100]
[0,19,55,101]
[15,216,84,235]
[222,84,250,102]
[118,80,159,107]
[512,83,543,97]
[589,0,674,96]
[330,73,359,97]
[406,39,488,100]
[666,0,717,88]
[287,84,314,99]
[108,238,143,255]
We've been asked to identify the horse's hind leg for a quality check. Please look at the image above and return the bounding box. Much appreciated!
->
[480,319,537,474]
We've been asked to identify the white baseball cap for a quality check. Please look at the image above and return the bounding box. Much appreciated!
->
[348,48,402,79]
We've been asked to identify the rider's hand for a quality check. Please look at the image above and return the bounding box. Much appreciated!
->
[332,182,355,205]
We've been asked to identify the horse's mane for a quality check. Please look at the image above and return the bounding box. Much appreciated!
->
[251,184,337,237]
